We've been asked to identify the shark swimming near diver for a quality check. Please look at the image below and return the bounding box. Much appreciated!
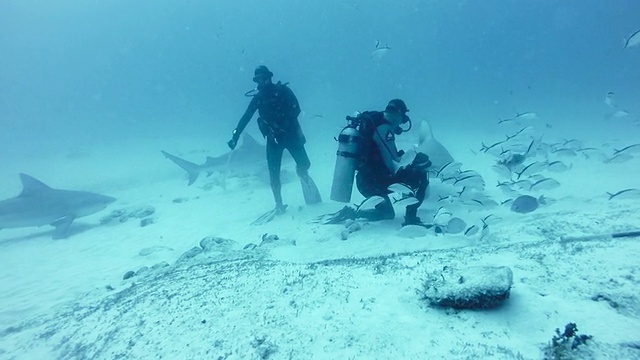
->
[162,133,274,186]
[0,174,116,239]
[401,120,455,171]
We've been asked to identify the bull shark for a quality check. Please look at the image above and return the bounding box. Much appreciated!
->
[0,174,116,239]
[162,133,268,186]
[401,120,455,171]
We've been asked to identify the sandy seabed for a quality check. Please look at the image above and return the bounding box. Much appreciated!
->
[1,120,639,359]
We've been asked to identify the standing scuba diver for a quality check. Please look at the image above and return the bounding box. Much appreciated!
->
[227,65,321,224]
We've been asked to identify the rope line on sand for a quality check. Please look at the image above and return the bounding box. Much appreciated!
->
[560,230,640,242]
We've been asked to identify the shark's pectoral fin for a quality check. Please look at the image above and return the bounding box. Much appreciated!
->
[50,215,75,239]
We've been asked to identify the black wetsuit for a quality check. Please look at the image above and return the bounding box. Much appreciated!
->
[355,111,429,221]
[232,82,311,208]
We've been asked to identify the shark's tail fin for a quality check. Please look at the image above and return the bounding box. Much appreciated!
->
[161,151,201,186]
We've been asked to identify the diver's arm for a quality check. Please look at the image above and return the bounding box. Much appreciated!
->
[234,96,259,135]
[228,97,258,149]
[373,124,402,173]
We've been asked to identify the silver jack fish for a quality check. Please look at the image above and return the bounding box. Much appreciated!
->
[624,29,640,49]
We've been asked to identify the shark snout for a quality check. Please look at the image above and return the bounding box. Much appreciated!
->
[99,195,117,209]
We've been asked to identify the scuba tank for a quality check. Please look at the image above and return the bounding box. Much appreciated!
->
[330,117,362,202]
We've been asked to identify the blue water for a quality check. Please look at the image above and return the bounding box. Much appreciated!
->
[1,0,638,152]
[1,2,640,357]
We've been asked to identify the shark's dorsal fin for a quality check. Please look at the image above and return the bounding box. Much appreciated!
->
[19,173,53,197]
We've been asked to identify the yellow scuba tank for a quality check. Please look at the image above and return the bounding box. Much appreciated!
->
[330,119,362,202]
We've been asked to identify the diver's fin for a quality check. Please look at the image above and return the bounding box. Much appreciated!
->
[311,205,357,225]
[300,175,322,204]
[251,209,278,226]
[251,205,287,226]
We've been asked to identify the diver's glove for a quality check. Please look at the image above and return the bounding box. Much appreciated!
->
[227,130,240,150]
[396,152,431,174]
[409,152,432,170]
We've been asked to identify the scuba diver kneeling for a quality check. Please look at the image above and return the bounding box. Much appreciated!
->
[317,99,432,227]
